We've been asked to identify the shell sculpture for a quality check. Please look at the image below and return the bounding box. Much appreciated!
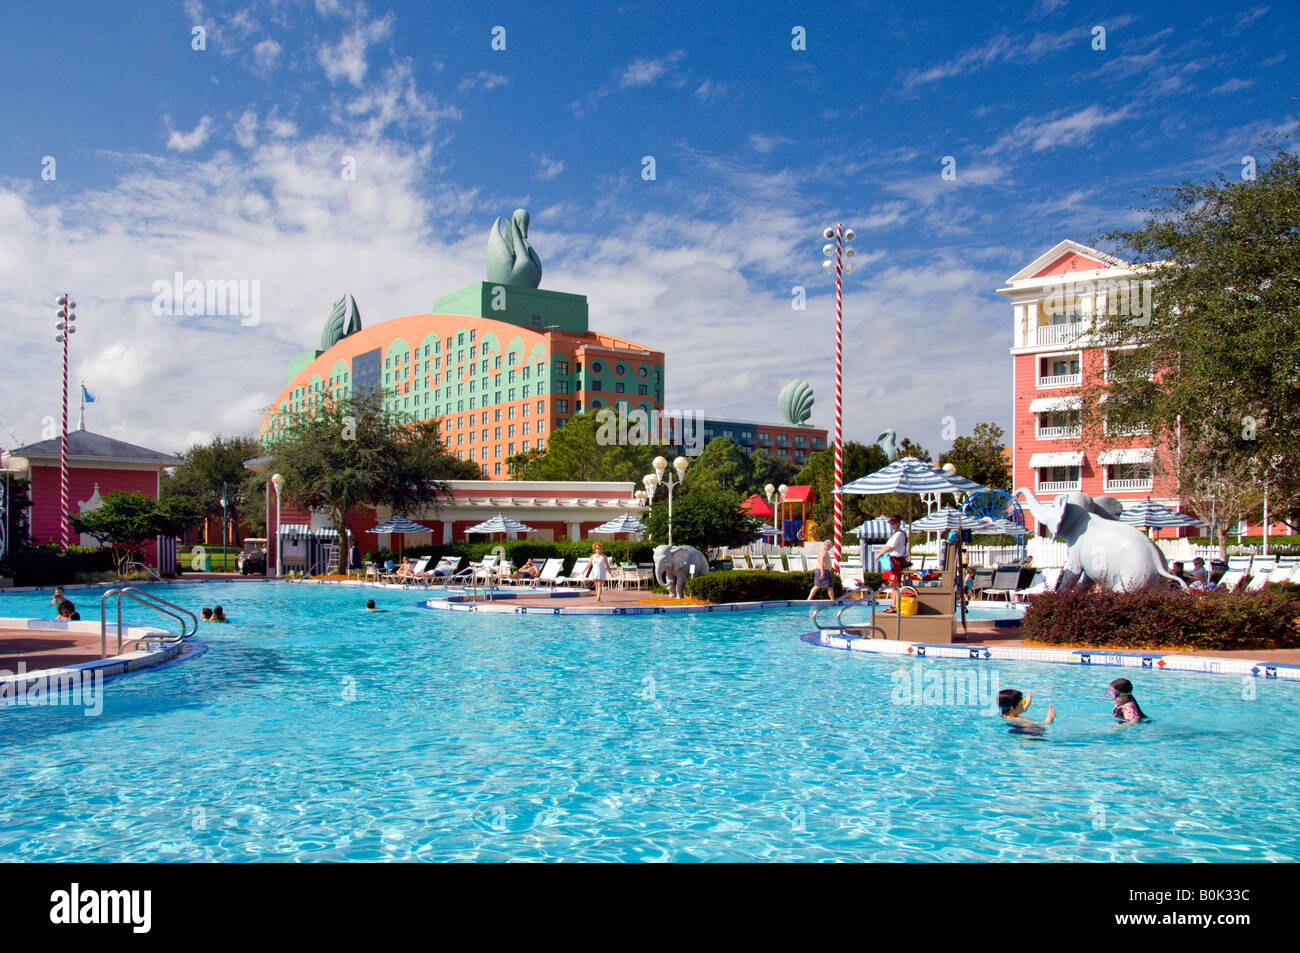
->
[486,208,543,288]
[778,378,815,427]
[321,293,362,352]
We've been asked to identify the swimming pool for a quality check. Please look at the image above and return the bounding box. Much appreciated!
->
[1,581,1297,862]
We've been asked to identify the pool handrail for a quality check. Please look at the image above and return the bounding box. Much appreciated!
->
[99,587,198,659]
[120,561,163,582]
[812,586,882,635]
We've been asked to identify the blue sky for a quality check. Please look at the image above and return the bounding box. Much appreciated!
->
[0,0,1295,457]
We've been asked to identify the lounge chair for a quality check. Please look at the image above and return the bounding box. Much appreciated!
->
[1267,566,1292,585]
[981,566,1025,602]
[1212,569,1244,591]
[732,552,752,570]
[1011,569,1060,600]
[419,556,462,584]
[969,567,996,595]
[520,557,564,588]
[395,556,431,584]
[556,557,591,587]
[1245,569,1272,592]
[1227,556,1252,572]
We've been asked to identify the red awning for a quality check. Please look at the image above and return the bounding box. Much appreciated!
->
[782,485,815,504]
[741,494,773,517]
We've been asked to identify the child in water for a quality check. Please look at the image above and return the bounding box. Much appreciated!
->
[1108,677,1148,723]
[997,688,1056,727]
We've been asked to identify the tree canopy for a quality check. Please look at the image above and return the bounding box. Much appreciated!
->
[262,391,477,570]
[516,411,656,482]
[938,422,1010,492]
[644,481,762,551]
[72,491,202,575]
[162,433,265,537]
[1083,145,1300,551]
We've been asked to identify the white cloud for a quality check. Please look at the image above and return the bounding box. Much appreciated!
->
[332,61,459,139]
[165,116,214,152]
[318,15,393,86]
[459,71,510,93]
[990,105,1135,154]
[1210,77,1254,95]
[253,38,282,72]
[748,133,789,153]
[620,51,684,88]
[533,155,565,181]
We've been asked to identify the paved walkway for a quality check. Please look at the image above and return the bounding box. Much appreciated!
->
[0,627,114,671]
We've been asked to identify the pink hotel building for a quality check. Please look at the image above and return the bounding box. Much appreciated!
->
[1000,240,1185,537]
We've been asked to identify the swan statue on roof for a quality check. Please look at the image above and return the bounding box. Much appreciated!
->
[486,208,543,288]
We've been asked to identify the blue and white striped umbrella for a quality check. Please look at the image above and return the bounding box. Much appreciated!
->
[1119,499,1209,529]
[592,513,646,534]
[464,513,538,535]
[850,518,911,540]
[910,507,967,531]
[837,457,987,496]
[370,516,434,535]
[971,517,1030,537]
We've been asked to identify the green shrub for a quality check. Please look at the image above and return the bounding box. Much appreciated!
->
[0,545,116,587]
[684,570,842,603]
[1021,586,1300,651]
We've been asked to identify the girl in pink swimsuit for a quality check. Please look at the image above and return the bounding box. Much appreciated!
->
[1107,677,1148,723]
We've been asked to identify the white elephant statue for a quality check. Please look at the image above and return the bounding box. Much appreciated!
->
[653,544,710,598]
[1015,488,1186,594]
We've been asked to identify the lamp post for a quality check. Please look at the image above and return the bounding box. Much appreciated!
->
[54,294,76,550]
[644,455,688,546]
[765,482,787,549]
[220,481,229,574]
[820,226,855,573]
[271,473,284,577]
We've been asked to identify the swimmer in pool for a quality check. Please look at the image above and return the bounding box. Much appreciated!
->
[1108,677,1148,723]
[998,688,1056,727]
[364,599,387,612]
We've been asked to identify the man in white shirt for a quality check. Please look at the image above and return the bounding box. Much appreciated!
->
[880,516,909,575]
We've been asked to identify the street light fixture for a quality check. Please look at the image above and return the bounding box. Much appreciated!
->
[54,294,76,550]
[765,482,787,548]
[644,455,688,545]
[819,224,854,573]
[271,473,284,577]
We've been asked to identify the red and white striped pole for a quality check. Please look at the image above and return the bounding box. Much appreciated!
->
[55,293,75,550]
[833,226,844,573]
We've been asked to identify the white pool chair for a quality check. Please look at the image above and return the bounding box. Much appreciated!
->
[1245,569,1272,591]
[1268,566,1292,584]
[523,558,565,588]
[557,557,591,587]
[1213,569,1244,591]
[1227,556,1252,571]
[732,553,752,570]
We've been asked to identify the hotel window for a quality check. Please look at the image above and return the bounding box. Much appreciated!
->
[495,427,502,439]
[480,429,487,442]
[522,385,530,399]
[468,448,475,460]
[522,403,529,416]
[615,383,625,394]
[508,389,516,401]
[638,385,647,395]
[592,380,602,392]
[778,434,789,446]
[522,366,530,380]
[522,422,529,435]
[469,329,476,342]
[509,406,516,419]
[457,400,464,412]
[508,370,516,384]
[457,332,465,346]
[556,360,569,375]
[494,356,501,369]
[469,431,475,443]
[537,381,546,395]
[537,438,546,450]
[457,434,464,446]
[495,409,502,421]
[494,374,501,387]
[469,397,476,409]
[494,463,502,475]
[508,352,517,366]
[495,445,502,458]
[457,384,464,395]
[557,419,567,430]
[795,436,806,447]
[457,451,464,460]
[509,443,516,454]
[386,357,391,368]
[509,425,516,438]
[537,419,545,433]
[536,400,544,414]
[522,440,530,451]
[556,399,568,413]
[470,363,476,376]
[637,365,648,379]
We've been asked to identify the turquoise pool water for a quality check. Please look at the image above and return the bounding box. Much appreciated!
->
[1,581,1297,862]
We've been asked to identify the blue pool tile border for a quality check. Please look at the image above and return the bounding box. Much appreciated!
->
[799,630,1300,682]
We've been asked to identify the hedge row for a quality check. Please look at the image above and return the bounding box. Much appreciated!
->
[364,539,658,572]
[0,545,116,587]
[685,570,843,603]
[1021,586,1300,651]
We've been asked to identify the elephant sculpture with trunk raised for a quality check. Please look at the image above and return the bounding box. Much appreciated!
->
[653,544,711,598]
[1014,488,1186,594]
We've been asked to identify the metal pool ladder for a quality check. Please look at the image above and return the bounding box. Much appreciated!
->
[99,587,198,659]
[811,587,883,636]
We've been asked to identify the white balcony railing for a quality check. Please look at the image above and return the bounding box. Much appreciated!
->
[1025,321,1087,348]
[1037,480,1081,493]
[1036,426,1081,439]
[1105,478,1154,492]
[1038,373,1081,388]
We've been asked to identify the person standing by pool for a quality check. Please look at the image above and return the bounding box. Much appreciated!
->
[879,515,910,608]
[587,543,611,603]
[808,540,835,600]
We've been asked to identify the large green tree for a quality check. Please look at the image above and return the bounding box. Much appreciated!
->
[1083,146,1300,553]
[685,437,753,494]
[644,481,762,551]
[518,411,656,482]
[792,441,891,532]
[938,422,1010,492]
[262,392,477,571]
[72,491,203,576]
[747,449,799,497]
[162,433,266,540]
